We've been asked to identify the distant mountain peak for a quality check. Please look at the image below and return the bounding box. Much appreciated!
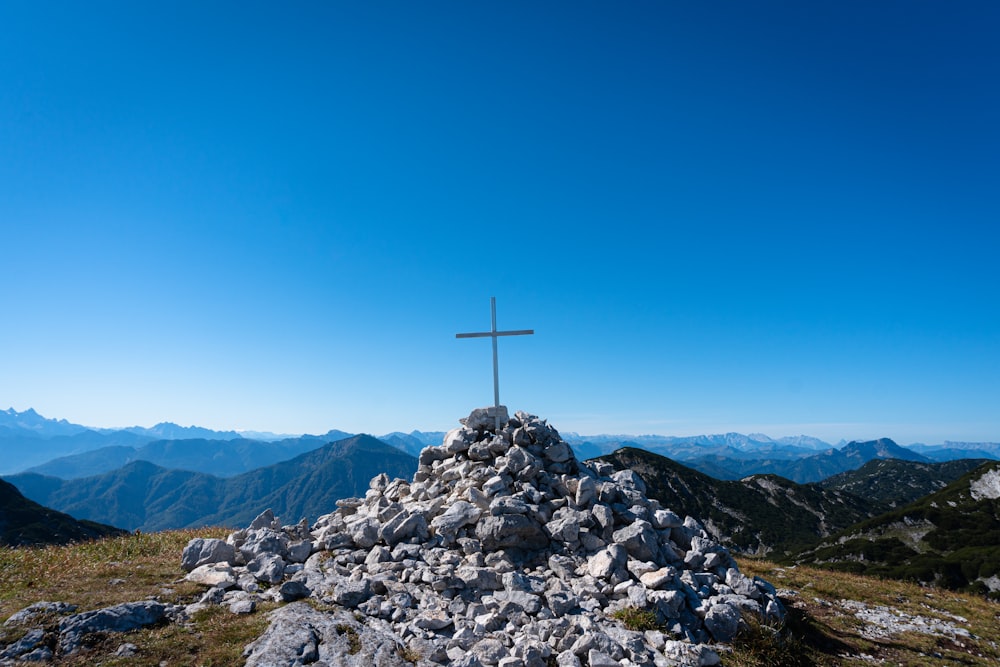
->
[0,407,88,439]
[124,422,244,441]
[839,438,929,464]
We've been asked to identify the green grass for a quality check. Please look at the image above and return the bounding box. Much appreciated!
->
[610,605,661,631]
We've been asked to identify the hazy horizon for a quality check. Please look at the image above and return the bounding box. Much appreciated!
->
[5,405,997,449]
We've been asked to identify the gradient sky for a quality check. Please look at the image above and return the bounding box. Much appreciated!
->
[2,1,997,444]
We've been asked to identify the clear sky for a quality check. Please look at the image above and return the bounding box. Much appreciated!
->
[1,1,997,444]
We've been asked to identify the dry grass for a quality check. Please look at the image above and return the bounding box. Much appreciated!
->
[0,529,229,620]
[0,528,280,666]
[736,558,1000,666]
[3,535,999,665]
[724,612,810,667]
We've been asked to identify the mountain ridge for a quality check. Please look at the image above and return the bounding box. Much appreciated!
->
[0,478,125,546]
[4,435,418,531]
[788,460,1000,594]
[596,447,876,556]
[4,408,997,481]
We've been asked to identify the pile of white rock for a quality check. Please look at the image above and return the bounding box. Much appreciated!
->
[182,407,785,667]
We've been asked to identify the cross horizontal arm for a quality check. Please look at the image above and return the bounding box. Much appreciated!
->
[455,329,534,339]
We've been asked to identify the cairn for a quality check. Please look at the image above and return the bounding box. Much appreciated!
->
[181,408,784,666]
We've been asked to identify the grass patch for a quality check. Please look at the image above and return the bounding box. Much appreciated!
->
[724,613,810,667]
[399,645,421,662]
[610,605,660,631]
[737,558,1000,666]
[51,600,279,666]
[0,528,230,621]
[0,528,283,666]
[335,623,361,654]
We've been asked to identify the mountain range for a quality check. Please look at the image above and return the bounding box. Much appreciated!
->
[3,408,996,478]
[681,437,934,483]
[23,434,352,479]
[0,408,431,476]
[3,406,998,596]
[6,435,418,531]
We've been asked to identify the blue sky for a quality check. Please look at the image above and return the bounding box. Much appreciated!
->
[1,1,997,444]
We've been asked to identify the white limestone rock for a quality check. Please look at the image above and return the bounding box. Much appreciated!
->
[58,601,168,656]
[185,562,238,589]
[176,407,786,667]
[181,537,236,572]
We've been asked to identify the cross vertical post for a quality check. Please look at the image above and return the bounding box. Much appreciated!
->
[491,297,500,409]
[456,296,534,431]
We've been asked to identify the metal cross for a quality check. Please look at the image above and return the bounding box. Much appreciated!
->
[456,296,533,430]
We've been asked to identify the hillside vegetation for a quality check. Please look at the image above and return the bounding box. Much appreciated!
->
[789,461,1000,595]
[598,447,874,556]
[819,458,989,508]
[0,479,124,547]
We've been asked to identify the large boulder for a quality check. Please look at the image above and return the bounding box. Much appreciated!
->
[181,537,235,571]
[58,601,168,655]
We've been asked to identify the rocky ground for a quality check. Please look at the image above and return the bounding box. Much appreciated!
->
[2,407,786,666]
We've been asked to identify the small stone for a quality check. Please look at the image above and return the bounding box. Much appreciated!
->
[279,580,310,602]
[414,610,453,630]
[556,649,582,666]
[612,519,660,562]
[640,567,675,590]
[332,579,372,608]
[490,496,529,515]
[544,441,572,463]
[431,500,482,542]
[476,514,548,550]
[588,649,619,667]
[587,545,627,579]
[653,509,682,529]
[229,599,257,614]
[575,476,597,506]
[286,540,313,563]
[704,602,741,642]
[115,643,139,657]
[240,528,290,562]
[185,563,238,589]
[482,475,508,496]
[248,553,285,584]
[461,406,509,431]
[380,510,429,546]
[249,509,279,530]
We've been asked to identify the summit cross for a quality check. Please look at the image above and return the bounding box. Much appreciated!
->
[456,296,534,431]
